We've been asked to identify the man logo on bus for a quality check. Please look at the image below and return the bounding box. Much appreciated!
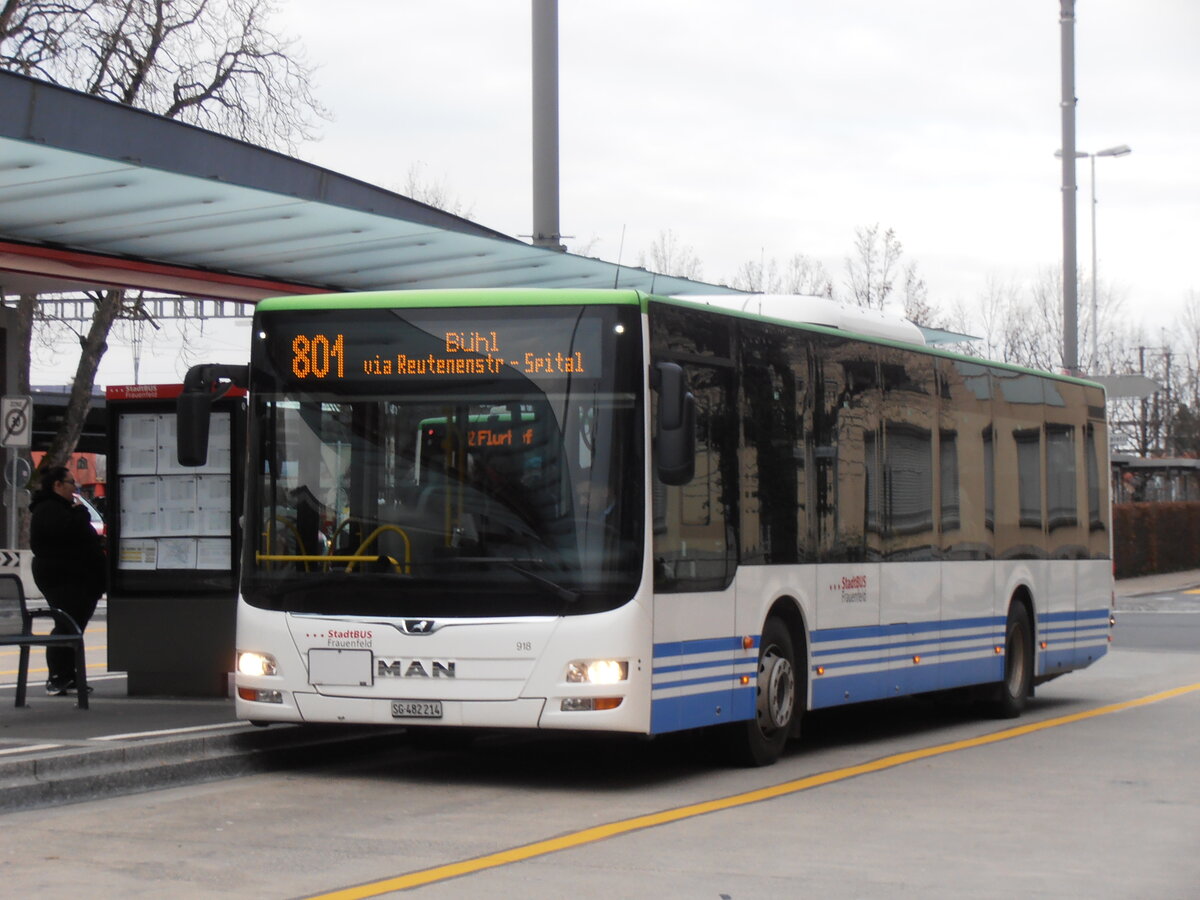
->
[402,619,437,634]
[377,658,456,678]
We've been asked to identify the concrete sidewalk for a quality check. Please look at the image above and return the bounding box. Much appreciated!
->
[2,568,1198,814]
[1114,568,1200,600]
[0,673,399,812]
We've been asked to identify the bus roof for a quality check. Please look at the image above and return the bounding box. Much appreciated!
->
[652,293,1108,393]
[254,287,1105,393]
[677,293,927,345]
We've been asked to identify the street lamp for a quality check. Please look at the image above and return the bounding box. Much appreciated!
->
[1056,144,1132,372]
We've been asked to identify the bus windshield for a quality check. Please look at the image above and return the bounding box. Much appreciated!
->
[243,303,645,617]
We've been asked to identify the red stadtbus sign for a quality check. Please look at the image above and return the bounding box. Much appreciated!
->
[106,384,247,401]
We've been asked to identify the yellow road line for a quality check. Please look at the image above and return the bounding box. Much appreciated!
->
[307,682,1200,899]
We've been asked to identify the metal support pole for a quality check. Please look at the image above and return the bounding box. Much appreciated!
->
[1089,154,1098,372]
[531,0,564,251]
[7,449,15,550]
[1060,0,1079,375]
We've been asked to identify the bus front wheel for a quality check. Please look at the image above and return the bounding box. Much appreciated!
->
[724,617,798,767]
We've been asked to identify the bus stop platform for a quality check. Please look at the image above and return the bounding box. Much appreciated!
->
[2,570,1199,813]
[0,671,400,812]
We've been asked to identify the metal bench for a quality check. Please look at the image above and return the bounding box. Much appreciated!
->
[0,573,89,709]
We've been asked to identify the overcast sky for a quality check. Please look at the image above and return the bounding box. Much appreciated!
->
[52,0,1200,385]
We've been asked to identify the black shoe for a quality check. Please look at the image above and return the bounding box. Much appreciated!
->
[62,680,94,695]
[45,679,70,696]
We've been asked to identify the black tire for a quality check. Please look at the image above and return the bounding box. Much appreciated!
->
[992,602,1033,718]
[724,617,800,767]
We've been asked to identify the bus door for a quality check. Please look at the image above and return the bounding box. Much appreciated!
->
[809,336,885,705]
[651,360,739,731]
[810,336,882,622]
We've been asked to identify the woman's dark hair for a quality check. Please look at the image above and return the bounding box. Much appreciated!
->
[39,465,72,494]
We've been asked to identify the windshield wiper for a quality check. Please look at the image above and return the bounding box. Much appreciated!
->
[450,556,579,605]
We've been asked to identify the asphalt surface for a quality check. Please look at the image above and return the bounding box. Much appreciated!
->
[1,569,1197,813]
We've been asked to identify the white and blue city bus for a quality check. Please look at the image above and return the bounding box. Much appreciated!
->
[177,289,1114,766]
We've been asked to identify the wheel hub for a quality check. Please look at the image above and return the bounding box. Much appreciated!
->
[759,651,795,731]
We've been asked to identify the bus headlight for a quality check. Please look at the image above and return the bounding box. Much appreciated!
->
[565,659,628,684]
[237,651,278,677]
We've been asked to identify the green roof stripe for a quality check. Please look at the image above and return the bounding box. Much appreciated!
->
[649,294,1105,390]
[255,288,1101,392]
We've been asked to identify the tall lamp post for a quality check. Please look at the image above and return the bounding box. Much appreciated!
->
[1057,144,1132,373]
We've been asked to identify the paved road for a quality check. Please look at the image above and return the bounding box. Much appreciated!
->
[1,610,1197,899]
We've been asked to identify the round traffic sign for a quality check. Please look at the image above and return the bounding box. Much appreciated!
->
[4,454,32,487]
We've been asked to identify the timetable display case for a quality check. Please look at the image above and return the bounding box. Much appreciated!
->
[105,384,245,696]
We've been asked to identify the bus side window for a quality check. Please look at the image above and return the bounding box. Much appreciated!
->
[653,364,736,592]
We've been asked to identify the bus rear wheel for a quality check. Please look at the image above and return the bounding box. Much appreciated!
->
[992,602,1033,718]
[724,617,798,767]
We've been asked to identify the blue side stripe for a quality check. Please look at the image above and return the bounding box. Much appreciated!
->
[813,641,1001,671]
[653,636,752,658]
[651,608,1111,729]
[811,656,1003,709]
[812,631,1001,659]
[1041,608,1111,623]
[813,614,1000,644]
[655,657,750,675]
[651,686,755,734]
[658,672,744,691]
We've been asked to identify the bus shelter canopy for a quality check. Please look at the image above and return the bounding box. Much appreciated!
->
[0,71,736,303]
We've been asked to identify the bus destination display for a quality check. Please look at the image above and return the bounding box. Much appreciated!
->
[286,318,603,383]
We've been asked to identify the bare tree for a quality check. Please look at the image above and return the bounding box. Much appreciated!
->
[0,0,95,78]
[1174,290,1200,413]
[728,253,833,297]
[1022,267,1067,372]
[0,0,326,472]
[900,261,941,328]
[46,0,325,150]
[958,270,1062,371]
[401,161,474,219]
[844,224,903,310]
[728,257,772,293]
[638,229,702,281]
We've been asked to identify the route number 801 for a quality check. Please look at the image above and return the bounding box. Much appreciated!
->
[292,333,345,379]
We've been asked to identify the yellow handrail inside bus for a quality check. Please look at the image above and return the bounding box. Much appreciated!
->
[328,516,359,548]
[262,516,309,571]
[346,525,412,574]
[256,552,406,575]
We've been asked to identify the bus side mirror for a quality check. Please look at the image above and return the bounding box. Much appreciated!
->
[177,364,248,466]
[652,361,695,486]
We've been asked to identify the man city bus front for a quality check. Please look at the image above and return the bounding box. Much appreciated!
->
[210,292,657,732]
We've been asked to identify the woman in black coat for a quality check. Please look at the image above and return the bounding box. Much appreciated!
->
[29,465,107,694]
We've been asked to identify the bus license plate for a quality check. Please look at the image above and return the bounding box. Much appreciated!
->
[391,700,443,719]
